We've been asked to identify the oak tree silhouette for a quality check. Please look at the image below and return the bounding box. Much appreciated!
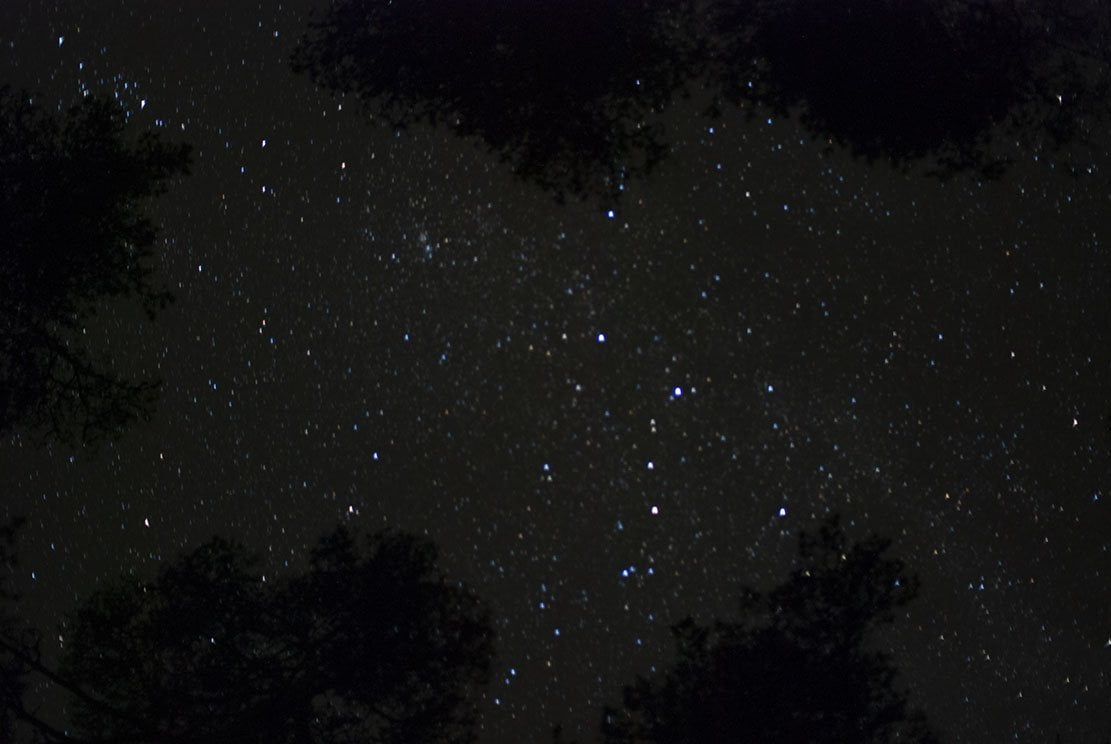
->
[0,88,191,445]
[601,516,941,744]
[3,525,493,744]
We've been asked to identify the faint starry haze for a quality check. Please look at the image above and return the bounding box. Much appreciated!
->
[1,1,1110,742]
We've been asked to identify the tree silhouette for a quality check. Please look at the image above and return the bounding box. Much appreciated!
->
[601,516,941,744]
[3,525,493,744]
[0,517,73,743]
[292,1,1109,199]
[0,87,191,446]
[706,0,1111,177]
[291,0,700,202]
[0,517,31,743]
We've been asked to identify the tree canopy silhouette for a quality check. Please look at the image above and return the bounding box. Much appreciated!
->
[707,0,1111,177]
[3,525,493,744]
[0,517,31,743]
[0,88,191,446]
[291,0,700,201]
[0,516,66,743]
[600,516,941,744]
[292,0,1109,198]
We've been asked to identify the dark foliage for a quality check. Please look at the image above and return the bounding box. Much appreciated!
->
[601,516,941,744]
[0,517,29,743]
[708,0,1111,177]
[0,88,191,445]
[291,0,701,201]
[0,517,66,743]
[292,0,1109,198]
[51,526,494,744]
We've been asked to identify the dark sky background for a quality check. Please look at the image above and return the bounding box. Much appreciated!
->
[2,1,1110,742]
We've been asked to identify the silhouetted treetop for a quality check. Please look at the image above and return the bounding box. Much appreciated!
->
[292,0,700,201]
[757,515,920,651]
[55,526,494,744]
[293,1,1110,198]
[708,0,1111,176]
[0,88,191,445]
[601,515,941,744]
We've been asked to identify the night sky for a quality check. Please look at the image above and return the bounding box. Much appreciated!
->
[2,1,1110,742]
